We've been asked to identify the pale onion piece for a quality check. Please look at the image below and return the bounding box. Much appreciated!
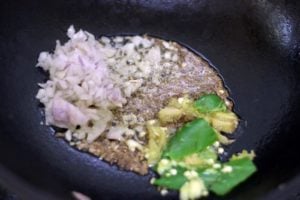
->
[65,130,72,141]
[57,80,68,90]
[162,41,170,49]
[67,25,75,38]
[73,85,85,97]
[122,113,138,125]
[102,47,116,58]
[123,79,143,97]
[164,51,172,60]
[36,89,46,99]
[139,131,146,138]
[64,76,79,85]
[86,120,107,143]
[145,46,161,64]
[36,52,52,70]
[152,76,161,85]
[81,81,89,91]
[163,62,172,68]
[100,36,110,44]
[107,87,127,105]
[107,126,127,140]
[84,108,100,120]
[49,97,89,128]
[74,131,86,140]
[37,82,46,88]
[172,54,179,62]
[125,129,135,136]
[126,139,143,152]
[137,61,151,75]
[131,36,143,46]
[55,67,68,78]
[45,86,55,98]
[70,29,87,41]
[134,125,145,133]
[113,36,124,43]
[79,94,91,101]
[141,38,153,48]
[96,108,113,122]
[122,43,135,56]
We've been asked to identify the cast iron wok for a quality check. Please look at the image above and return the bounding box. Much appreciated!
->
[0,0,300,199]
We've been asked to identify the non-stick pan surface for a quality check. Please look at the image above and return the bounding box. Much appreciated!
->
[0,0,300,199]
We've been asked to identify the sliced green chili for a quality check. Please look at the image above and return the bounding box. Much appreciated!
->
[210,158,257,195]
[164,119,217,160]
[194,94,226,113]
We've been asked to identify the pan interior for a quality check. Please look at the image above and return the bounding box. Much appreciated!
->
[0,0,300,199]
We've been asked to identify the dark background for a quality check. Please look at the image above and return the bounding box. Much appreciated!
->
[0,185,17,200]
[0,0,300,199]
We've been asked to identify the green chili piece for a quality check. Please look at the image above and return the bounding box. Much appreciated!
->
[210,158,257,195]
[153,167,187,190]
[194,94,226,113]
[164,119,217,160]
